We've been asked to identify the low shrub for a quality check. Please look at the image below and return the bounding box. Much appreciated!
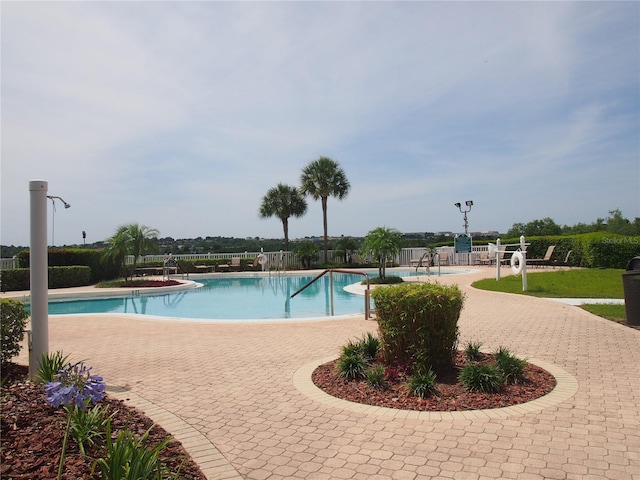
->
[407,369,438,399]
[458,363,503,393]
[0,299,29,367]
[359,332,380,360]
[37,351,73,383]
[464,340,483,362]
[335,352,368,381]
[365,365,388,390]
[494,347,527,384]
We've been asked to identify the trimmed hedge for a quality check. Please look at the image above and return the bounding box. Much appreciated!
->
[372,282,465,374]
[17,248,120,283]
[0,266,92,291]
[501,233,640,269]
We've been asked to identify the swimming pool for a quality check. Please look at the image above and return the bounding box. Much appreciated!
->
[47,269,467,321]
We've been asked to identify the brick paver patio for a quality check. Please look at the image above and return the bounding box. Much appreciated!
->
[14,267,640,479]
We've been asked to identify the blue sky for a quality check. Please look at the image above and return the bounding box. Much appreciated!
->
[2,1,639,247]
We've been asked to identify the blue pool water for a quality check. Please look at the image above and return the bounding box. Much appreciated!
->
[48,270,449,321]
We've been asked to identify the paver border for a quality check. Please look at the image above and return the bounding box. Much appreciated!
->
[293,356,578,421]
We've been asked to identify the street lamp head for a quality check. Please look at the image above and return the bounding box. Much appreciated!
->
[465,200,473,207]
[454,202,461,209]
[63,201,71,209]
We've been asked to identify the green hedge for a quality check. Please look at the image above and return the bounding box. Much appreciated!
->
[501,233,640,269]
[372,282,464,374]
[0,266,92,291]
[17,248,120,283]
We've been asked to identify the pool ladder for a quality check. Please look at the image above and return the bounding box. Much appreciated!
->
[290,269,372,319]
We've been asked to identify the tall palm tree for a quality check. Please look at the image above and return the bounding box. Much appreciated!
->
[259,183,308,251]
[102,223,159,281]
[300,157,350,263]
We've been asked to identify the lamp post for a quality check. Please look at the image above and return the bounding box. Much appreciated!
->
[46,195,71,246]
[454,200,473,235]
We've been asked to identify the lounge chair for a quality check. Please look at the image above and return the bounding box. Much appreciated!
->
[477,251,491,266]
[527,245,556,268]
[229,257,242,272]
[552,250,572,268]
[438,251,450,266]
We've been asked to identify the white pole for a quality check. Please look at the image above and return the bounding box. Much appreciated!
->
[520,235,528,291]
[29,180,49,380]
[496,238,502,281]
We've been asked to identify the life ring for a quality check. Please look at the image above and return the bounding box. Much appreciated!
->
[510,251,524,275]
[257,254,267,266]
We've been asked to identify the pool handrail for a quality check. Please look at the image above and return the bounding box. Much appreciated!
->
[290,269,372,319]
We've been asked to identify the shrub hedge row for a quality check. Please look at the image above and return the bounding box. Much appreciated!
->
[0,266,92,292]
[17,248,119,283]
[504,232,640,269]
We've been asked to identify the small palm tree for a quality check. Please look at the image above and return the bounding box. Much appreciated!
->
[259,184,308,251]
[300,157,350,263]
[102,223,159,281]
[361,226,402,279]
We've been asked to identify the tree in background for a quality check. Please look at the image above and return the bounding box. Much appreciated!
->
[300,157,350,263]
[259,183,308,251]
[101,223,159,281]
[507,217,562,237]
[361,226,402,280]
[332,236,360,264]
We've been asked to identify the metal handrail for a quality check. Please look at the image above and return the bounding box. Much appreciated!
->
[290,269,372,319]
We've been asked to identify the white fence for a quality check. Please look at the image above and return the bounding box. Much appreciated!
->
[0,245,493,272]
[0,257,19,270]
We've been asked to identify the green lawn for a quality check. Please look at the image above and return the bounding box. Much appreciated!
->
[472,268,624,298]
[580,304,627,324]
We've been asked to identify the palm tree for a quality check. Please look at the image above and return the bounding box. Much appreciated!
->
[102,223,159,281]
[259,183,308,251]
[300,157,350,263]
[361,226,402,279]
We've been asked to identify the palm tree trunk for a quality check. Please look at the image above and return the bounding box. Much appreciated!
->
[322,196,328,263]
[282,217,290,251]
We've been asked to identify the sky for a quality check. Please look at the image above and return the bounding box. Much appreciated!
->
[1,1,639,248]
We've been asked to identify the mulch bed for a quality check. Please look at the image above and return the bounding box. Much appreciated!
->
[120,280,182,288]
[1,363,206,480]
[312,351,557,411]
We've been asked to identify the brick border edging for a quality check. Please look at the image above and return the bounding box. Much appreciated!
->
[293,356,578,421]
[107,389,243,480]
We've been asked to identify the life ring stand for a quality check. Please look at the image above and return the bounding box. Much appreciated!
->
[510,251,524,275]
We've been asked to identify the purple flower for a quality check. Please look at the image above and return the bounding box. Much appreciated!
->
[45,363,106,410]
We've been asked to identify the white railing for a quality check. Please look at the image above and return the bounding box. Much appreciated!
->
[0,257,19,270]
[125,245,493,269]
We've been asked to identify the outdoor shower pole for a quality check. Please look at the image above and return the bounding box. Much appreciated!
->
[29,180,49,380]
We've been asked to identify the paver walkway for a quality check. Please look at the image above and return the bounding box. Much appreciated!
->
[14,268,640,479]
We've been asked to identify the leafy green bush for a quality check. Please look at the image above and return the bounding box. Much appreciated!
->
[407,369,438,399]
[494,347,527,384]
[458,364,502,393]
[0,298,29,366]
[372,282,464,374]
[464,340,483,362]
[365,365,388,390]
[335,352,368,381]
